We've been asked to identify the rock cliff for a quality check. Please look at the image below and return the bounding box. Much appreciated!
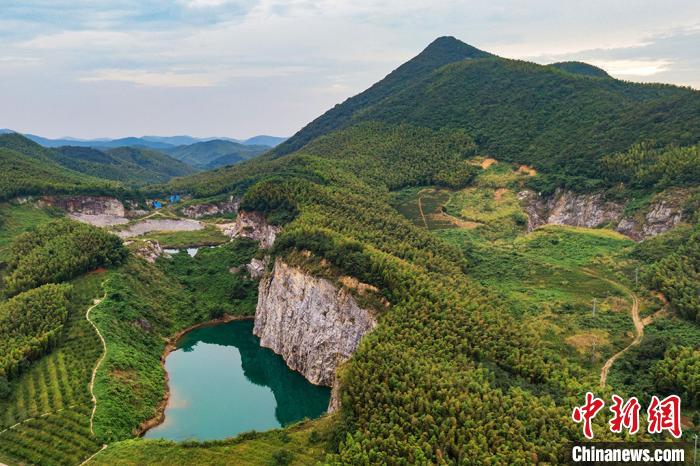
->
[181,197,240,219]
[130,240,164,263]
[219,211,281,249]
[518,189,684,240]
[38,195,130,226]
[254,259,377,387]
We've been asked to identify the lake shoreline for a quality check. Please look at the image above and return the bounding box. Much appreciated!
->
[136,314,254,437]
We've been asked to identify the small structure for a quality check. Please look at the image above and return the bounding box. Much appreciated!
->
[169,194,181,203]
[151,200,162,209]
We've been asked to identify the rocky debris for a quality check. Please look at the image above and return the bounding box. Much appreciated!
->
[518,189,684,241]
[132,240,164,263]
[254,259,377,386]
[124,200,148,218]
[218,211,281,249]
[181,197,240,219]
[246,256,269,280]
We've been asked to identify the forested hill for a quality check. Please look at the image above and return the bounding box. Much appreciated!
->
[0,133,195,187]
[272,36,493,156]
[548,61,611,78]
[273,37,700,190]
[0,134,121,201]
[0,146,118,201]
[54,146,196,184]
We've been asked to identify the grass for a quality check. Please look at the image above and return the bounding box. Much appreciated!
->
[0,271,106,466]
[392,162,533,241]
[141,225,229,248]
[91,416,336,466]
[512,224,633,267]
[439,224,638,379]
[391,168,641,379]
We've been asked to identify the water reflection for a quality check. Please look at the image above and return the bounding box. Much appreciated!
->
[145,320,330,441]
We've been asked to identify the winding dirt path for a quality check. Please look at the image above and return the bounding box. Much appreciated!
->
[417,191,482,230]
[86,297,106,435]
[417,194,429,229]
[599,292,641,387]
[79,444,108,465]
[578,269,648,387]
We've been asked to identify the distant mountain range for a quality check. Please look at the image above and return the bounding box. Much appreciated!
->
[0,133,196,191]
[164,139,270,169]
[0,130,287,150]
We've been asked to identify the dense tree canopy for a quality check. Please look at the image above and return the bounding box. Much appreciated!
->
[4,219,127,295]
[0,284,71,379]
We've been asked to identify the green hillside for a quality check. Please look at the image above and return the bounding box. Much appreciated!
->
[0,146,117,201]
[1,36,698,466]
[273,36,492,156]
[274,37,700,192]
[52,146,196,185]
[166,139,268,169]
[157,37,699,463]
[549,61,611,78]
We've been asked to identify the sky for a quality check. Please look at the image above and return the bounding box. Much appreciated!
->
[1,0,699,139]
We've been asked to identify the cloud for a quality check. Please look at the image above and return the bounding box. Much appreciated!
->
[525,25,700,86]
[589,59,673,77]
[79,69,218,87]
[1,1,699,138]
[79,65,310,87]
[181,0,234,7]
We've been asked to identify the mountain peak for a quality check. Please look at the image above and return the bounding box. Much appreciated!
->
[416,36,492,64]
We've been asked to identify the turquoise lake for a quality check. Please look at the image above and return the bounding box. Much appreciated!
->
[144,320,330,441]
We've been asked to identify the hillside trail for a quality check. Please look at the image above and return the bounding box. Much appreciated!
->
[417,191,482,230]
[417,194,429,229]
[581,269,658,387]
[0,295,108,462]
[86,296,106,435]
[599,293,641,387]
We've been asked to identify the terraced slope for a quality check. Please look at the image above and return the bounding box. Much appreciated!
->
[0,274,105,466]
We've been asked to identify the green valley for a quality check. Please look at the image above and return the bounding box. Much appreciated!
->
[0,34,698,466]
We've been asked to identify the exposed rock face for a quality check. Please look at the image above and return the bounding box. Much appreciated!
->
[219,211,281,249]
[246,256,269,280]
[328,378,342,413]
[131,240,164,263]
[181,197,240,219]
[636,201,683,239]
[518,189,684,240]
[254,259,377,387]
[40,195,126,216]
[517,188,623,230]
[38,195,130,227]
